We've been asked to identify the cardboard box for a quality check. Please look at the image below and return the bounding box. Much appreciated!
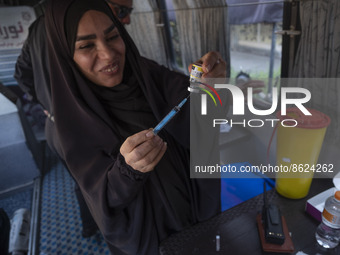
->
[305,187,336,222]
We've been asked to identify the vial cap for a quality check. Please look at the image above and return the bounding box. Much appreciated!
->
[335,191,340,201]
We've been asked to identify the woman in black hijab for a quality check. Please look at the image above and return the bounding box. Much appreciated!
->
[44,0,225,254]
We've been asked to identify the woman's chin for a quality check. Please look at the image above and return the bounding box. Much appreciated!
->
[97,75,123,88]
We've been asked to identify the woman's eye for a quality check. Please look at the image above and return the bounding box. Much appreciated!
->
[107,35,119,42]
[79,43,94,50]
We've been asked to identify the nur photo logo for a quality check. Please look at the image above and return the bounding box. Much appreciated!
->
[198,84,312,128]
[196,82,223,115]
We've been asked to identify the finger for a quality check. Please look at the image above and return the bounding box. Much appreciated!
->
[203,60,226,79]
[199,51,226,78]
[191,51,220,73]
[135,142,167,173]
[199,51,221,73]
[126,135,163,165]
[187,63,193,74]
[120,129,155,155]
[126,138,166,172]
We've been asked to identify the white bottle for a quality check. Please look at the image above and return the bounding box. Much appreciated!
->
[315,190,340,249]
[9,208,31,254]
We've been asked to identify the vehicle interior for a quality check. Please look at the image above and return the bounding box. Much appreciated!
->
[0,0,339,254]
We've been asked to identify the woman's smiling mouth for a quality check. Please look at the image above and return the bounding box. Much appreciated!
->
[100,63,119,74]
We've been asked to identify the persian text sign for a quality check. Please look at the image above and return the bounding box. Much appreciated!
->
[0,6,36,50]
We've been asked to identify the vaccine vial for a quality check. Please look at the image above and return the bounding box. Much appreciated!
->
[188,63,203,93]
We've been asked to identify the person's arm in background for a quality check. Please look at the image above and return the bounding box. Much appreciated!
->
[14,21,37,103]
[14,16,53,119]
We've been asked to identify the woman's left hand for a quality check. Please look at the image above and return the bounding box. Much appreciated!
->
[188,51,226,79]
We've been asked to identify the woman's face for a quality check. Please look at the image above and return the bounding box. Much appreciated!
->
[73,10,126,87]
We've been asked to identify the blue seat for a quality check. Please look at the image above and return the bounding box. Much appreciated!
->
[221,162,275,211]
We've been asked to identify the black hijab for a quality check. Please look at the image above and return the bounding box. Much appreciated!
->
[44,1,220,253]
[62,0,160,140]
[45,0,190,150]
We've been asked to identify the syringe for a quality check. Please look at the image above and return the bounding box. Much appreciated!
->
[153,95,190,135]
[153,63,200,135]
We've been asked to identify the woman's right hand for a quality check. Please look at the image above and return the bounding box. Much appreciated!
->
[120,129,167,173]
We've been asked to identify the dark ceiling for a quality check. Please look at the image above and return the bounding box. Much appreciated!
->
[0,0,42,6]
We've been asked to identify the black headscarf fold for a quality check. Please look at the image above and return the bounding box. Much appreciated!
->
[64,0,107,56]
[89,62,158,139]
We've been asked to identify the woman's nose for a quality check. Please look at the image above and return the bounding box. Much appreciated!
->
[97,42,115,59]
[120,15,131,25]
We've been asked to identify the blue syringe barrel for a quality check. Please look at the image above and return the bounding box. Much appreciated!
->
[153,97,188,135]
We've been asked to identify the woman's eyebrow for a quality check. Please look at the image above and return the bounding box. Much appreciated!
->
[76,24,116,41]
[104,24,116,35]
[76,34,96,41]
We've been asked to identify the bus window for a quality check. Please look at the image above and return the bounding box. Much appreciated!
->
[164,0,284,105]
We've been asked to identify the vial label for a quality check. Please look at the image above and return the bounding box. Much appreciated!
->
[190,64,203,84]
[323,208,340,228]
